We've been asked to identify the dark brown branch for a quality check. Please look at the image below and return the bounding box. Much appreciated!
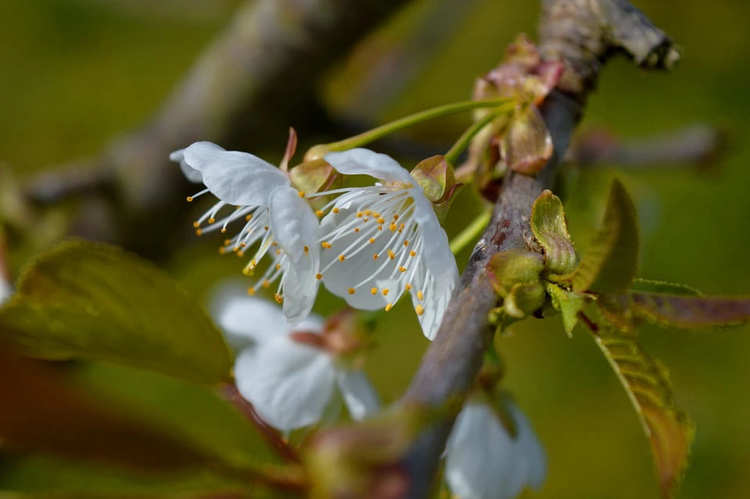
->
[397,1,678,497]
[567,124,727,169]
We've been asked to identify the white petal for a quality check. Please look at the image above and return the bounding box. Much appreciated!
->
[508,403,547,490]
[445,403,516,499]
[170,148,204,183]
[269,186,321,323]
[0,278,12,306]
[210,285,290,349]
[325,148,413,184]
[234,335,336,431]
[335,369,380,420]
[181,142,289,206]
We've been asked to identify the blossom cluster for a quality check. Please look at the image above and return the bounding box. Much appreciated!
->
[171,141,545,498]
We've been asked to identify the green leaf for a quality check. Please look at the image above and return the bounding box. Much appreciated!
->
[570,179,639,293]
[530,190,577,274]
[594,331,693,499]
[629,293,750,328]
[546,283,585,336]
[629,278,701,296]
[0,240,232,384]
[487,249,544,298]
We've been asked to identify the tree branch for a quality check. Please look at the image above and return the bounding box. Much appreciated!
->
[567,124,727,169]
[397,1,678,496]
[25,0,413,256]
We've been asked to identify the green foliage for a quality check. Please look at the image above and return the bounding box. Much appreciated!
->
[569,179,639,293]
[546,283,585,337]
[530,190,577,275]
[629,293,750,329]
[594,329,693,499]
[0,240,232,384]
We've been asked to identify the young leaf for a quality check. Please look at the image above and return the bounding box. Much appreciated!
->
[501,105,553,175]
[594,331,693,499]
[0,241,232,384]
[570,179,639,293]
[546,283,585,336]
[629,278,701,296]
[530,190,577,274]
[630,293,750,328]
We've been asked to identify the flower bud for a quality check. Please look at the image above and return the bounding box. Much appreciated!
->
[409,155,457,204]
[289,158,338,196]
[487,249,545,298]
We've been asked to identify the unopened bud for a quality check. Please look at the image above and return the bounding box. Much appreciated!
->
[410,155,457,203]
[487,249,544,298]
[289,158,338,196]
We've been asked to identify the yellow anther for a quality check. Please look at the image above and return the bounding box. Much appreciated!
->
[195,229,203,236]
[348,288,356,295]
[389,223,397,232]
[354,227,360,233]
[304,245,310,254]
[262,280,271,288]
[275,264,281,271]
[245,214,253,221]
[321,241,332,249]
[264,225,269,231]
[333,207,340,214]
[209,217,215,224]
[220,227,227,233]
[298,191,306,198]
[373,253,379,260]
[372,212,381,218]
[371,287,378,295]
[393,214,399,220]
[410,250,416,257]
[364,210,372,216]
[382,288,390,296]
[240,243,247,247]
[363,217,369,222]
[218,247,226,254]
[275,249,282,255]
[387,250,396,260]
[378,225,384,231]
[356,212,363,218]
[415,304,424,316]
[338,254,346,262]
[417,290,424,301]
[399,266,407,273]
[315,273,323,280]
[385,303,393,312]
[272,242,278,246]
[274,293,284,304]
[192,221,200,228]
[377,217,385,225]
[224,239,232,245]
[369,237,376,244]
[247,287,256,296]
[186,196,194,202]
[404,240,410,246]
[316,210,324,217]
[405,283,412,291]
[237,251,245,257]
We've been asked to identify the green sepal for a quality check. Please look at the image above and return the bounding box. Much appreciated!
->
[546,283,585,337]
[530,190,577,274]
[567,179,639,293]
[410,155,457,203]
[504,282,545,319]
[289,158,338,196]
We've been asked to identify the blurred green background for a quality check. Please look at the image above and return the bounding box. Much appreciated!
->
[1,0,749,497]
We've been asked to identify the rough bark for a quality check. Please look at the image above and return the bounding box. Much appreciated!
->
[398,2,678,497]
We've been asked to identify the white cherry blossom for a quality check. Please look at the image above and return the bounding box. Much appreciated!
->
[171,142,319,323]
[309,148,459,340]
[445,401,546,499]
[212,289,379,431]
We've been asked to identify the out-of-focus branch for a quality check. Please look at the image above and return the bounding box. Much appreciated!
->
[25,0,413,255]
[395,1,679,497]
[567,124,727,168]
